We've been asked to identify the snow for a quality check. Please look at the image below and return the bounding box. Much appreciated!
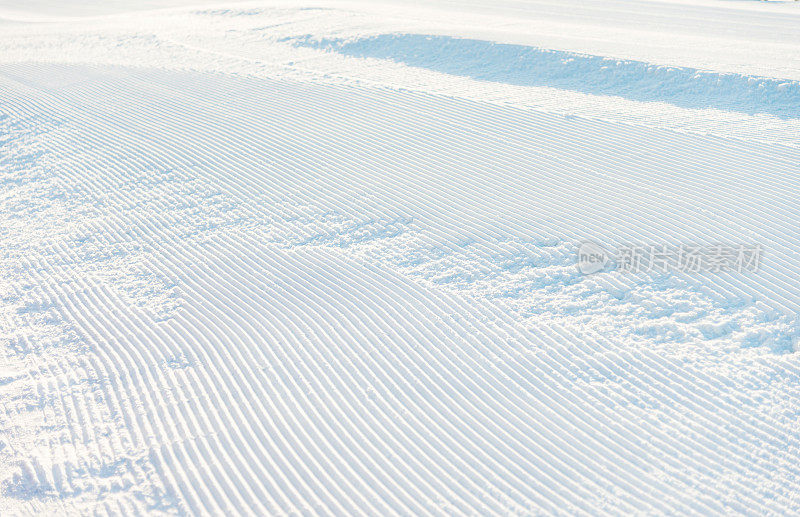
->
[1,0,799,515]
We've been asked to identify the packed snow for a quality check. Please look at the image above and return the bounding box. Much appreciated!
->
[1,0,799,515]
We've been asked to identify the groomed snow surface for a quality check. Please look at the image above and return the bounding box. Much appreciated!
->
[1,0,800,515]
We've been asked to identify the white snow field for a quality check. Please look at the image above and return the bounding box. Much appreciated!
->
[2,0,800,515]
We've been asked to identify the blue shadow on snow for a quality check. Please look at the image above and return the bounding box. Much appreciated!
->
[288,34,800,119]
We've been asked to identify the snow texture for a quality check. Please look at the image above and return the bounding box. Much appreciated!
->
[1,0,799,515]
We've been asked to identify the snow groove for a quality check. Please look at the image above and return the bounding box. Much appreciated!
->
[2,47,800,516]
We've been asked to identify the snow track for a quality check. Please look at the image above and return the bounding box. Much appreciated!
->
[2,1,800,515]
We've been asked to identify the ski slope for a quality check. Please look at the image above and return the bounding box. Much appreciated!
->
[1,1,800,515]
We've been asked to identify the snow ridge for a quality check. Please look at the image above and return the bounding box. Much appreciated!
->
[290,34,800,118]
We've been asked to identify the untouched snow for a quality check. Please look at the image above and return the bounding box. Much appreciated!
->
[1,0,800,515]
